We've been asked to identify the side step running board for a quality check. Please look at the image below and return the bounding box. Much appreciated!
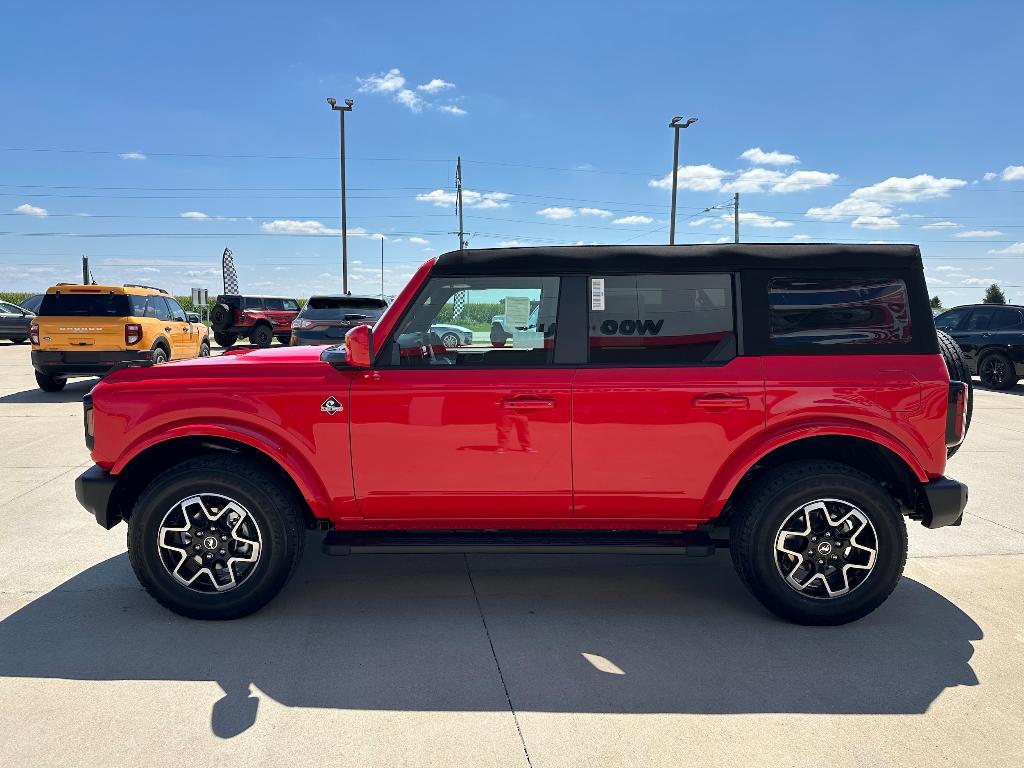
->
[322,530,720,556]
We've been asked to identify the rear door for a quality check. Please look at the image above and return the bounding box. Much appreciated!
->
[263,298,299,333]
[571,273,765,520]
[953,307,995,368]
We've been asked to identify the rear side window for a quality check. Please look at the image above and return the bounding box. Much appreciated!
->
[39,292,131,317]
[769,278,911,346]
[129,295,148,317]
[243,297,265,310]
[964,307,995,331]
[307,296,387,311]
[588,274,735,365]
[992,308,1024,329]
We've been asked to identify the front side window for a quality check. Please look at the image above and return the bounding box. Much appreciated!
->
[588,274,734,364]
[769,277,912,346]
[935,308,969,331]
[964,307,995,331]
[382,276,559,367]
[165,297,188,322]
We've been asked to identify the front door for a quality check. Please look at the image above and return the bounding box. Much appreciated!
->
[349,274,571,519]
[571,273,765,520]
[163,296,195,358]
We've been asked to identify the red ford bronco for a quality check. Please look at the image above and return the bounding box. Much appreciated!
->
[75,244,970,624]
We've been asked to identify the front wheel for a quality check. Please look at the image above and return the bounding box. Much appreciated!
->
[199,341,211,357]
[11,337,27,344]
[440,332,461,349]
[127,455,305,620]
[730,461,907,625]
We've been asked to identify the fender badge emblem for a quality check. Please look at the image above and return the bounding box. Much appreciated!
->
[321,397,344,415]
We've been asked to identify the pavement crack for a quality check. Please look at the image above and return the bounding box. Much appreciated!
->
[464,554,533,768]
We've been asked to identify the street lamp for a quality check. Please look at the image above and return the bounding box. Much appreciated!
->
[668,116,698,245]
[327,97,354,293]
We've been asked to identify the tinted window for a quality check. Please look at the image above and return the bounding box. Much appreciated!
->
[165,297,188,322]
[935,308,969,331]
[243,297,265,310]
[991,308,1024,329]
[588,274,734,364]
[264,298,298,311]
[129,295,148,317]
[0,302,22,313]
[769,277,911,346]
[39,292,131,317]
[146,296,172,321]
[385,276,559,368]
[964,308,995,331]
[307,296,387,311]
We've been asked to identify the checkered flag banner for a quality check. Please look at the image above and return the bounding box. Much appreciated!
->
[452,290,466,319]
[222,248,239,294]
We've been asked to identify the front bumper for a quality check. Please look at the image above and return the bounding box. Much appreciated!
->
[75,465,121,529]
[921,476,969,529]
[32,349,152,376]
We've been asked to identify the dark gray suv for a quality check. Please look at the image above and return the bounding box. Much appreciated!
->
[290,295,389,346]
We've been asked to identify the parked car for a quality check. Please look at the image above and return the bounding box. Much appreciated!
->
[210,294,300,348]
[76,244,969,625]
[0,300,34,343]
[290,295,389,346]
[30,283,210,392]
[490,301,540,346]
[934,304,1024,389]
[18,294,44,314]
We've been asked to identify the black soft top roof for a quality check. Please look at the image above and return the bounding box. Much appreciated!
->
[432,243,922,275]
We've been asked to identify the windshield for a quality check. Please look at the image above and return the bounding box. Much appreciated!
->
[39,292,131,316]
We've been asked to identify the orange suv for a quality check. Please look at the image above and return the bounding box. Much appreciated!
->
[30,283,210,392]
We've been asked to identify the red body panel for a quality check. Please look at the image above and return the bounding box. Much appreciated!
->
[88,257,953,531]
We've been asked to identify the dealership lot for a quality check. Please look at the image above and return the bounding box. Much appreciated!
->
[0,341,1021,767]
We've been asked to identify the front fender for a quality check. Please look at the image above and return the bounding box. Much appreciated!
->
[111,419,334,519]
[701,418,929,518]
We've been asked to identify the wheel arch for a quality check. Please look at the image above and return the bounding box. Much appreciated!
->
[704,426,927,523]
[150,335,171,355]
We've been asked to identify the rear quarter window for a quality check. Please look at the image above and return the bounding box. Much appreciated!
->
[768,277,912,346]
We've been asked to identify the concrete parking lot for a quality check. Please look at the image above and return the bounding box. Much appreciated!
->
[0,341,1021,768]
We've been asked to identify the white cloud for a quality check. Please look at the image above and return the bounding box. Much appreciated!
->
[14,203,47,217]
[1001,165,1024,180]
[848,174,967,203]
[416,189,510,209]
[731,211,793,229]
[808,197,892,221]
[921,220,960,229]
[740,147,799,166]
[960,277,996,287]
[648,164,729,191]
[722,168,837,194]
[688,217,714,227]
[983,172,998,181]
[612,215,653,225]
[537,207,576,220]
[437,104,467,116]
[498,240,531,247]
[260,219,344,235]
[357,68,406,93]
[790,234,812,241]
[579,207,613,218]
[853,216,901,230]
[935,266,964,272]
[119,151,146,160]
[988,242,1024,254]
[180,211,210,220]
[954,230,1004,238]
[722,168,786,193]
[417,79,454,93]
[395,89,424,112]
[409,236,429,245]
[771,170,839,193]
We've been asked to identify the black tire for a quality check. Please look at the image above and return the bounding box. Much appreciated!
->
[978,350,1019,391]
[440,332,460,349]
[199,341,211,357]
[275,334,291,346]
[210,303,233,332]
[251,324,274,348]
[11,337,27,344]
[151,346,168,365]
[127,454,305,620]
[936,330,973,457]
[729,460,907,626]
[490,323,509,348]
[214,331,237,348]
[34,370,66,392]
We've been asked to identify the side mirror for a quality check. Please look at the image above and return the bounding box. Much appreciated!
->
[345,323,374,367]
[186,312,201,323]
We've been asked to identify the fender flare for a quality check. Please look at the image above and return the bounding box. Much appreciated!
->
[701,418,929,518]
[149,335,171,355]
[111,420,333,519]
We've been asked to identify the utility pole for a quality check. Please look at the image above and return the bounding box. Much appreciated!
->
[456,156,466,250]
[81,255,89,284]
[327,97,354,293]
[734,192,740,243]
[380,237,385,299]
[668,116,698,244]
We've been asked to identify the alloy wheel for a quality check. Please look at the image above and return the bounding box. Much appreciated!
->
[981,355,1009,387]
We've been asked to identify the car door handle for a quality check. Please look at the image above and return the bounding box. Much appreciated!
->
[164,326,171,332]
[501,397,556,410]
[693,394,748,409]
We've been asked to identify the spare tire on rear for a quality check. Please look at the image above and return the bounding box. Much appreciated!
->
[936,329,972,458]
[210,303,233,332]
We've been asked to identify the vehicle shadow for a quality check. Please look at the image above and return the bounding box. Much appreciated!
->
[0,545,981,739]
[0,379,97,404]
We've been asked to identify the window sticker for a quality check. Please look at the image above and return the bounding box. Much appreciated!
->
[504,296,531,328]
[591,278,605,311]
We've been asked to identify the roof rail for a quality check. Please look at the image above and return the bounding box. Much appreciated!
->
[123,283,168,294]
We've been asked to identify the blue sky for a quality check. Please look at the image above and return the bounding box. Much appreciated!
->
[2,0,1022,303]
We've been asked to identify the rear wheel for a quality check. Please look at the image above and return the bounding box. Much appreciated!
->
[127,455,305,620]
[979,351,1018,390]
[11,337,27,344]
[214,332,237,348]
[34,370,66,392]
[490,323,509,348]
[936,330,973,456]
[251,324,274,348]
[151,347,168,365]
[730,461,907,625]
[275,334,291,346]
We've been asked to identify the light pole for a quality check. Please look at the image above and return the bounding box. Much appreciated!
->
[327,97,354,293]
[668,116,698,245]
